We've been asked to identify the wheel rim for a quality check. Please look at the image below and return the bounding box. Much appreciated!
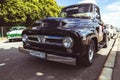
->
[88,44,94,62]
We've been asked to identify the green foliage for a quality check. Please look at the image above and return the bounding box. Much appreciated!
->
[0,0,61,27]
[3,0,26,23]
[40,0,60,18]
[59,6,65,10]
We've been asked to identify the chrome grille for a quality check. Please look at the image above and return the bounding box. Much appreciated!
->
[46,38,62,43]
[27,35,40,43]
[28,35,63,45]
[28,37,38,41]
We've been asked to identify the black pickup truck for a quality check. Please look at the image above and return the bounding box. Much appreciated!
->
[22,3,108,66]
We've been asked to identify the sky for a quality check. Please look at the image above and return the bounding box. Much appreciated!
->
[56,0,120,28]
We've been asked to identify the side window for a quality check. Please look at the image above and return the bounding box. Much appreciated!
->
[95,8,99,15]
[95,7,99,18]
[94,6,101,22]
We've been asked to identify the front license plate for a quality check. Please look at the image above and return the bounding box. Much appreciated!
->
[30,50,46,59]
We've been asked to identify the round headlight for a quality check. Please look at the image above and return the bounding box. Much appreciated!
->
[63,37,73,48]
[22,34,28,42]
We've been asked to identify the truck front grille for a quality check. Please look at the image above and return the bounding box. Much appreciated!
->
[27,35,63,45]
[28,37,39,42]
[46,38,62,43]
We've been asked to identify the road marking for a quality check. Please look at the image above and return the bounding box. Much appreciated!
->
[0,63,6,67]
[36,72,44,76]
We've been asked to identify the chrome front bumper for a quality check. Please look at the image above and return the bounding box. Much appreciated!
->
[30,50,76,65]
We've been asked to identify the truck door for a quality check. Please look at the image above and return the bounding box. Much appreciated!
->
[94,5,103,42]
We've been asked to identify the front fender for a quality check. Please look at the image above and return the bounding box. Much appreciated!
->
[76,29,98,57]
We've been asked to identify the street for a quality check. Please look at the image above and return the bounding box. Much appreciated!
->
[0,38,116,80]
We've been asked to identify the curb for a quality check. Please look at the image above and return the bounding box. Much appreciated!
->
[98,34,119,80]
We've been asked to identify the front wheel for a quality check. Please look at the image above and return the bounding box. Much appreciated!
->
[76,40,96,67]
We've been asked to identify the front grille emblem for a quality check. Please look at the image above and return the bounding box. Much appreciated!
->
[38,36,46,43]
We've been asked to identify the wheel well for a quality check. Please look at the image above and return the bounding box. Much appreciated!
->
[91,37,98,52]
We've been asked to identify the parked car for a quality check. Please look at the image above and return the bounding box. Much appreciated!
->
[116,27,120,32]
[113,27,117,36]
[7,26,26,42]
[22,3,108,67]
[104,24,114,39]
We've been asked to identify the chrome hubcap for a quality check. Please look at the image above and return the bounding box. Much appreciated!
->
[89,44,94,61]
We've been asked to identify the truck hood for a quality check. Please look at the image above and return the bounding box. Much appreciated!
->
[42,17,93,29]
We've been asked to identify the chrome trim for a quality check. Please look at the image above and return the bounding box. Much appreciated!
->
[27,35,40,43]
[27,35,64,45]
[46,36,63,39]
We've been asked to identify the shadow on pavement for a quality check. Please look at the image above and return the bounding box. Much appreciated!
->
[3,40,22,43]
[0,47,107,80]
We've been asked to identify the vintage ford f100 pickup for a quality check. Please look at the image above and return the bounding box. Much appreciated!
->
[22,3,108,67]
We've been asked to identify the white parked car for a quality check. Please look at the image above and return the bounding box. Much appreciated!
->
[113,27,117,36]
[104,24,114,40]
[7,26,26,42]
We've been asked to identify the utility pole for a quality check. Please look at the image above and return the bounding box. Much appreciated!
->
[1,27,4,37]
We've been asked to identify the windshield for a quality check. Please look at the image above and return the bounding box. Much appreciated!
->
[12,28,18,30]
[32,20,43,29]
[19,27,26,30]
[60,4,92,18]
[11,27,26,30]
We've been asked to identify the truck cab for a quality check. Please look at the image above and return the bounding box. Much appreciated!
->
[60,3,103,42]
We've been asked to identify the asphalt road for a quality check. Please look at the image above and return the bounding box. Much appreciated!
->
[0,39,115,80]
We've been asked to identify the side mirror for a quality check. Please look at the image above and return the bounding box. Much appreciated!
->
[96,15,100,19]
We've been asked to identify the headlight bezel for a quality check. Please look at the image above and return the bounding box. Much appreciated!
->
[22,34,28,42]
[63,37,73,48]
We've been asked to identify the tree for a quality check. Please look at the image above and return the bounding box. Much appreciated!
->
[0,0,61,27]
[0,0,6,10]
[0,0,26,26]
[40,0,60,18]
[22,0,61,27]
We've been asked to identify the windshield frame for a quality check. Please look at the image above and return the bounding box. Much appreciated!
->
[60,4,93,18]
